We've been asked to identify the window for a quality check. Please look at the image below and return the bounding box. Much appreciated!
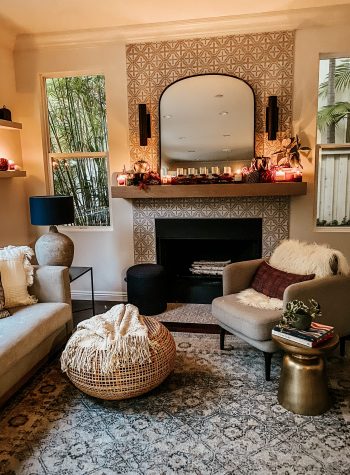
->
[316,58,350,228]
[44,75,110,227]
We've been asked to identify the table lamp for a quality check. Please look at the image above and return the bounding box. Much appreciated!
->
[29,195,75,267]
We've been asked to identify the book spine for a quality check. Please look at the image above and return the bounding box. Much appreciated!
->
[272,329,334,347]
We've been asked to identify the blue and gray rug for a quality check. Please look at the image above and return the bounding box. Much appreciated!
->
[0,333,349,474]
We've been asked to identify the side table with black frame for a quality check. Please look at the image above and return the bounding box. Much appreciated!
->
[69,266,95,317]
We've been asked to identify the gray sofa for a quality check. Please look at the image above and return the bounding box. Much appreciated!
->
[0,266,72,406]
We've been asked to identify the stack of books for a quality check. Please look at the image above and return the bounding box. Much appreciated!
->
[272,322,334,347]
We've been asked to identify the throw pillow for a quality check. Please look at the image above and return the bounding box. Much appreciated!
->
[251,261,315,300]
[0,246,37,308]
[269,239,349,278]
[0,273,10,319]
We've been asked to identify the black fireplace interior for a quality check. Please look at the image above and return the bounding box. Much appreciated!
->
[155,218,262,304]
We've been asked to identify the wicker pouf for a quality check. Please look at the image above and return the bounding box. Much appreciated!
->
[65,317,176,400]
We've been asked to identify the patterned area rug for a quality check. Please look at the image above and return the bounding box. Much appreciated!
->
[0,333,350,475]
[153,303,216,324]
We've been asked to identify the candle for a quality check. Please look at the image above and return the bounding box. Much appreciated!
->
[211,166,220,175]
[274,170,286,182]
[199,167,208,175]
[284,168,295,182]
[8,159,15,170]
[293,169,303,182]
[224,167,232,175]
[117,174,127,186]
[188,167,196,175]
[177,168,184,176]
[234,169,243,182]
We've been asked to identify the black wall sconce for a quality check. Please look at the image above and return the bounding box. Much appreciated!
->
[139,104,151,146]
[266,95,278,141]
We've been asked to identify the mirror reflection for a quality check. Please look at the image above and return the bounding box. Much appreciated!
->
[159,74,255,174]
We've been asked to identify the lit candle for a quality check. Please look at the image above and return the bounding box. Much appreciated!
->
[274,170,286,182]
[117,174,127,186]
[199,167,208,175]
[177,168,184,176]
[8,159,15,170]
[188,167,196,175]
[224,166,232,175]
[284,168,294,182]
[234,169,243,182]
[293,169,303,182]
[211,166,220,174]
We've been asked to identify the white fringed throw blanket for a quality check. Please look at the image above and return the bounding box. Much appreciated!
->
[61,304,151,374]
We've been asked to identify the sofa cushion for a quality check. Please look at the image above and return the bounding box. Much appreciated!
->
[212,294,281,341]
[0,303,71,377]
[251,261,315,300]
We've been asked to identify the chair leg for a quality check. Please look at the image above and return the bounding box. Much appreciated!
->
[220,328,226,350]
[340,336,346,357]
[263,352,273,381]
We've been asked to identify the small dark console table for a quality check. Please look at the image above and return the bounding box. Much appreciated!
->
[69,266,95,317]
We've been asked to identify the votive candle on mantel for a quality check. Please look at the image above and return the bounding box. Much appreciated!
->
[199,167,208,175]
[117,174,127,186]
[211,166,220,175]
[274,169,286,182]
[188,167,196,175]
[293,169,303,182]
[234,169,243,182]
[224,166,232,175]
[176,168,184,176]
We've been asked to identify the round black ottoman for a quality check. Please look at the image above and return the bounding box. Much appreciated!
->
[126,264,167,315]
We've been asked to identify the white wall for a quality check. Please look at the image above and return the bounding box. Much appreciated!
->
[291,25,350,260]
[0,31,29,247]
[12,22,350,299]
[15,42,134,299]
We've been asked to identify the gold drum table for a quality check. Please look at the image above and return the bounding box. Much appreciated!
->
[66,317,176,400]
[272,334,339,416]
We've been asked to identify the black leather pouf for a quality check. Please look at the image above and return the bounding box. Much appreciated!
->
[126,264,167,315]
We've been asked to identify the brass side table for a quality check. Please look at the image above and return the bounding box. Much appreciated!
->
[273,334,339,416]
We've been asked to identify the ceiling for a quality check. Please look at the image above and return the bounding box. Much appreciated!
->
[1,0,350,35]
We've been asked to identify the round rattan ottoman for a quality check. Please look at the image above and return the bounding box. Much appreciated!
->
[64,317,176,400]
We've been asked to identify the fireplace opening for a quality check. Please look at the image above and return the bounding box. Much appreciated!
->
[155,218,262,303]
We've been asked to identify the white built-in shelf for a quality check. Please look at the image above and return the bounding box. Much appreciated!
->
[112,182,307,199]
[0,170,26,178]
[0,119,22,130]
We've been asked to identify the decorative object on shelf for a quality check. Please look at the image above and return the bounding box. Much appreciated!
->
[133,159,150,185]
[223,166,232,175]
[138,104,151,146]
[0,105,12,121]
[266,96,278,140]
[0,158,8,171]
[234,169,243,182]
[271,166,303,182]
[280,299,322,331]
[116,165,128,186]
[272,135,311,168]
[29,195,75,267]
[242,160,259,183]
[254,156,273,183]
[211,166,220,175]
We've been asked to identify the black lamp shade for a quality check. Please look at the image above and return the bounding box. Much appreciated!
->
[30,195,74,225]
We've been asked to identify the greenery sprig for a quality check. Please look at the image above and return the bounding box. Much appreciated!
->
[279,299,321,328]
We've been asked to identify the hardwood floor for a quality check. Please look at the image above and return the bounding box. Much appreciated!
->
[72,300,220,334]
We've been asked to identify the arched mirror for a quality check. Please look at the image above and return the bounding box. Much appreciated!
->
[159,74,255,173]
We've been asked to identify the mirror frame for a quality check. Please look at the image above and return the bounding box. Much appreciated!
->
[158,73,256,169]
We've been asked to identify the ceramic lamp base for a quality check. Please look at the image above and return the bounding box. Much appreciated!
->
[35,225,74,267]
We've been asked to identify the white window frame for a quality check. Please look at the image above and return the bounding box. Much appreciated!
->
[41,72,113,231]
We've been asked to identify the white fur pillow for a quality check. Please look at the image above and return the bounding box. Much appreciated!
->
[269,239,349,279]
[0,246,37,308]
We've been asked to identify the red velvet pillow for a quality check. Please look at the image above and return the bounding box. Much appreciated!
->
[251,261,315,300]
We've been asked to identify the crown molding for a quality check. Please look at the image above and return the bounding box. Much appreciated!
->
[15,4,350,51]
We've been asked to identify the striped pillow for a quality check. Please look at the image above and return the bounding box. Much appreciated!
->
[251,261,315,300]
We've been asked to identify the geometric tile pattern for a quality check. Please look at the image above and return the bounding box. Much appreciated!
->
[1,333,349,475]
[126,31,295,170]
[133,197,289,263]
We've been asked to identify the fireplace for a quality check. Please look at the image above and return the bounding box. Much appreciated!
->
[155,218,262,303]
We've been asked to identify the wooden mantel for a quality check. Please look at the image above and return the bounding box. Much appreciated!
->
[112,182,307,199]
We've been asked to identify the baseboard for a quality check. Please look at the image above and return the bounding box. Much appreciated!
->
[71,290,127,301]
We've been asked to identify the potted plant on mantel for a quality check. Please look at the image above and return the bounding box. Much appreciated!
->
[272,135,311,168]
[279,299,322,331]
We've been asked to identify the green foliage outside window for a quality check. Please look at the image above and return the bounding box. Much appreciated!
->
[46,75,110,226]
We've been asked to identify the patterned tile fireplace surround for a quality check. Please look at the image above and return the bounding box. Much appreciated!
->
[133,197,289,264]
[127,30,294,264]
